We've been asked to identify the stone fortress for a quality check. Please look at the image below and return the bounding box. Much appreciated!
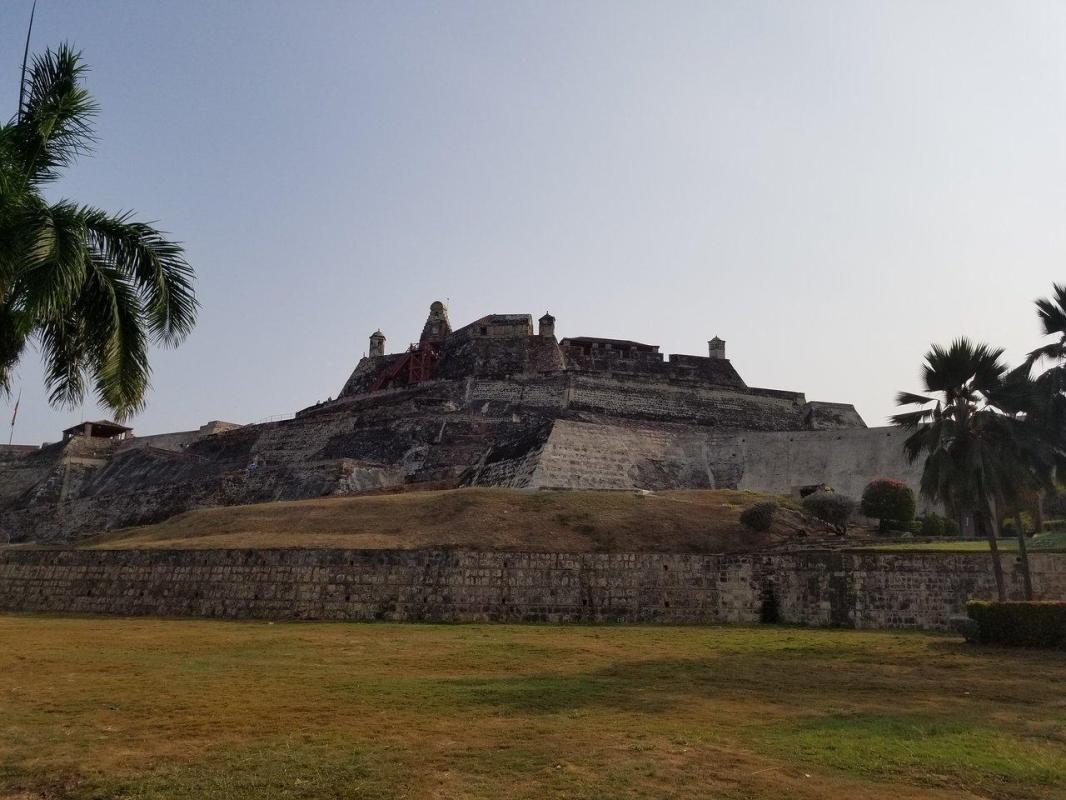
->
[0,301,923,544]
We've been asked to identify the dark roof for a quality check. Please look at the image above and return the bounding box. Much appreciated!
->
[62,419,133,437]
[560,336,659,350]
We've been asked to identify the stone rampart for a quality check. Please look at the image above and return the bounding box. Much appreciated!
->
[526,421,925,503]
[2,548,1061,630]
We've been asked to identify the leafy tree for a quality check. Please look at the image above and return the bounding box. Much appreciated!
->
[0,45,197,419]
[892,339,1018,600]
[860,478,916,533]
[801,491,855,535]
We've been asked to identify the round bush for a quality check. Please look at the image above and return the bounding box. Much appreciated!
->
[861,479,916,532]
[943,517,961,536]
[740,501,777,532]
[920,514,945,537]
[802,491,857,535]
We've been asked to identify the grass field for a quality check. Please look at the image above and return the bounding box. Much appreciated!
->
[1,616,1063,800]
[862,531,1066,552]
[76,488,803,552]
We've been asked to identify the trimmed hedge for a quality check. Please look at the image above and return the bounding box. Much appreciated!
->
[966,601,1066,648]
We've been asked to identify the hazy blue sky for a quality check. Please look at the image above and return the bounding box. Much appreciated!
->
[3,1,1065,444]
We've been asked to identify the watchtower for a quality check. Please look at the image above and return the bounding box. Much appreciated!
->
[420,301,452,344]
[369,330,386,358]
[538,312,556,338]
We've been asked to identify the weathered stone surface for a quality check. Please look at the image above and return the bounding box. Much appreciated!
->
[0,303,916,544]
[1,548,1061,630]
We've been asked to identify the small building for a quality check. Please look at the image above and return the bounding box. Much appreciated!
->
[62,420,133,442]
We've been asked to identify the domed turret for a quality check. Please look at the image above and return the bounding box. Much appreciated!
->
[420,300,452,344]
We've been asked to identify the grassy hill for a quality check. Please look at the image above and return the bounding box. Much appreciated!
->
[81,488,803,552]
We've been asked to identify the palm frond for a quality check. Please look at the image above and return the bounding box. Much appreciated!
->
[79,207,198,345]
[1035,283,1066,339]
[0,304,28,396]
[13,201,91,318]
[80,256,150,418]
[895,391,935,407]
[37,312,87,409]
[12,43,97,184]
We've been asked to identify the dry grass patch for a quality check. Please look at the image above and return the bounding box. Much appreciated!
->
[79,488,802,552]
[1,616,1063,799]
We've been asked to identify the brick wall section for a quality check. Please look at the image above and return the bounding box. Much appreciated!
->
[1,549,1062,630]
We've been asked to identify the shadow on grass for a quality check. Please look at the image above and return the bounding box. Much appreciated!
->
[436,639,1066,716]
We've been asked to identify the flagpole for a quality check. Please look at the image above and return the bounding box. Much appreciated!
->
[9,388,22,446]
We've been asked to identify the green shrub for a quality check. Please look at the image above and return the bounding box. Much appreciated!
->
[860,479,916,533]
[1045,518,1066,532]
[966,601,1066,648]
[919,513,946,537]
[740,502,777,533]
[942,517,961,536]
[802,491,856,535]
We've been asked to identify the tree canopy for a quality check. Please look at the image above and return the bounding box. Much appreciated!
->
[0,44,197,419]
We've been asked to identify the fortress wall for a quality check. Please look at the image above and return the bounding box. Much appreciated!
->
[567,375,807,428]
[116,430,202,454]
[467,376,569,410]
[1,548,1061,630]
[0,459,402,545]
[530,423,686,489]
[736,428,927,504]
[530,422,924,500]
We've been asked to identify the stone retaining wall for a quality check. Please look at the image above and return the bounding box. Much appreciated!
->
[2,548,1063,630]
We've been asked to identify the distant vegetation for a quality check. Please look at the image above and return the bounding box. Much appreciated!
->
[802,490,856,535]
[893,284,1066,600]
[860,479,916,533]
[739,500,778,532]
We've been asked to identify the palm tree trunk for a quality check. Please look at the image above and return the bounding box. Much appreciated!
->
[1014,511,1034,600]
[984,501,1007,601]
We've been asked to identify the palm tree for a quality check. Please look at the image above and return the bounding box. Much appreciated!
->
[988,363,1064,600]
[892,339,1015,601]
[0,45,197,419]
[999,283,1066,562]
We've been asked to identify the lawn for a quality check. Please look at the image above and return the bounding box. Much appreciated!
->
[1,617,1063,800]
[862,530,1066,552]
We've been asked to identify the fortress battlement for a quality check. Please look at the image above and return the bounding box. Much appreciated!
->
[338,301,818,408]
[0,301,918,546]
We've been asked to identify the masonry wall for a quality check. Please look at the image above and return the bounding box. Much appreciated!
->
[2,548,1062,630]
[528,421,926,504]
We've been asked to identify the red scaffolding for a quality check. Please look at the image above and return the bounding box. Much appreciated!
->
[370,342,439,392]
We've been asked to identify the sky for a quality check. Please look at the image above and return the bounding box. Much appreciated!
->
[2,0,1065,445]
